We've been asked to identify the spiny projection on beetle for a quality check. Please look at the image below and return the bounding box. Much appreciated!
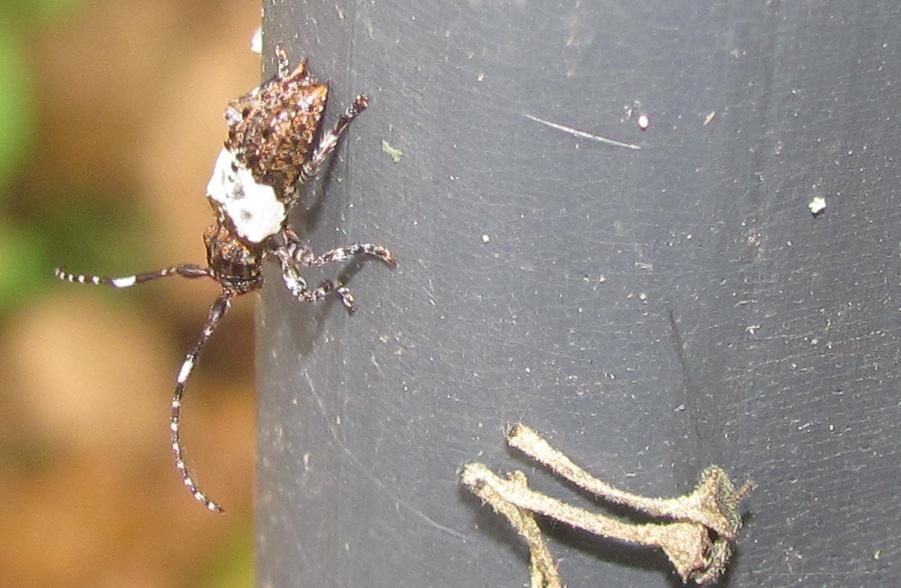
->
[55,45,396,513]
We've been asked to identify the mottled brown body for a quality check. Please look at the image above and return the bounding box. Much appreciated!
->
[206,49,334,291]
[225,54,328,200]
[55,45,392,514]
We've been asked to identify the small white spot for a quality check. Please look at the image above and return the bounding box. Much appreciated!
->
[637,113,650,130]
[177,358,194,384]
[172,399,181,408]
[225,105,242,126]
[297,91,323,113]
[170,422,179,432]
[176,460,186,470]
[112,276,137,288]
[194,491,204,500]
[207,502,220,511]
[481,234,491,243]
[808,196,826,216]
[184,477,193,487]
[206,148,286,243]
[250,27,262,54]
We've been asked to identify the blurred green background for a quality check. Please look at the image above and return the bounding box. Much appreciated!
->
[0,1,260,586]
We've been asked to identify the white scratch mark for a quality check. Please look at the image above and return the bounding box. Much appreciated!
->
[369,353,383,375]
[524,113,641,151]
[300,372,467,542]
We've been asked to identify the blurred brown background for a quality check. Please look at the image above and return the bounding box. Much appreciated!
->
[0,1,261,586]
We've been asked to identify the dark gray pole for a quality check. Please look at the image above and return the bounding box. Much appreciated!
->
[258,2,901,586]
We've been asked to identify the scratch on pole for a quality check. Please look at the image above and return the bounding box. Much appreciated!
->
[524,113,641,151]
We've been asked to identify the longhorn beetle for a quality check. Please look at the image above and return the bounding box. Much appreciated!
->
[55,45,396,513]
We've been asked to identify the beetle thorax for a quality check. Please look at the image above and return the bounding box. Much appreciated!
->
[203,222,264,294]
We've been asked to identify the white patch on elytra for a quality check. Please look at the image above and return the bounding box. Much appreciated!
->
[206,148,286,243]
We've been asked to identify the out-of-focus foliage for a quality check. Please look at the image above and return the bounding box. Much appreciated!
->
[39,195,150,284]
[0,0,85,193]
[0,220,45,312]
[0,0,88,311]
[0,188,148,313]
[0,0,255,586]
[0,0,151,314]
[0,21,37,312]
[194,524,254,588]
[0,25,33,199]
[1,0,84,22]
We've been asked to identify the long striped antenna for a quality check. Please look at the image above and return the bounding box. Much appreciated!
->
[54,265,212,288]
[55,263,234,511]
[171,292,233,513]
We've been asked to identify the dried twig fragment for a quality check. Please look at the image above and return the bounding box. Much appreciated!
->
[466,469,563,588]
[381,139,404,162]
[508,424,752,539]
[461,424,752,585]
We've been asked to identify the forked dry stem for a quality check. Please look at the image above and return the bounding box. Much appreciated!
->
[507,424,753,539]
[461,424,752,585]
